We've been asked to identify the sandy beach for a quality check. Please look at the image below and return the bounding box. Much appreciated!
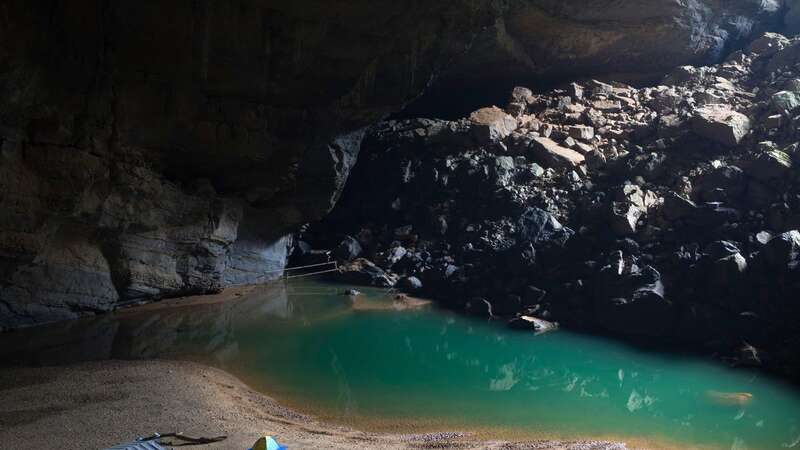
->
[0,359,631,450]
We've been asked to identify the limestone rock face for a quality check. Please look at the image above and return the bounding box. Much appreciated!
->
[0,0,495,328]
[442,0,787,89]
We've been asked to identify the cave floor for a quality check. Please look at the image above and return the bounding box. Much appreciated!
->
[0,359,630,450]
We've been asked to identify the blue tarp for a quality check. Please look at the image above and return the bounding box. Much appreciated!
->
[105,441,166,450]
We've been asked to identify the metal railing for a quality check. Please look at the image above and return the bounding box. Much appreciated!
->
[254,260,340,281]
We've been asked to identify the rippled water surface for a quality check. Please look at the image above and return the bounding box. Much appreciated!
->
[2,280,800,449]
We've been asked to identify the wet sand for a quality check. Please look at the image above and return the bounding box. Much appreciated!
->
[0,359,633,450]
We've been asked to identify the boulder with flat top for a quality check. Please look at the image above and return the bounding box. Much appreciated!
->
[529,137,585,169]
[692,105,751,146]
[469,107,518,144]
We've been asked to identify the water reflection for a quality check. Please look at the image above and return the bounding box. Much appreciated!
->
[0,282,296,366]
[1,280,800,450]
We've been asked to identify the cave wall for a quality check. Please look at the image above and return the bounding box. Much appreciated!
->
[406,0,789,117]
[497,0,786,77]
[0,0,496,328]
[0,0,791,329]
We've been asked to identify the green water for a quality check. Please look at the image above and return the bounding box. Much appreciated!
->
[3,280,800,449]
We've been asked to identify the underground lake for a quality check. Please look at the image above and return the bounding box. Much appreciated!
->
[1,280,799,450]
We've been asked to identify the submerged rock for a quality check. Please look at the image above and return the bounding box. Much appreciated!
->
[508,315,558,334]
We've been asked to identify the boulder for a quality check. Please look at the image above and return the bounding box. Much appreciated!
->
[771,90,800,113]
[610,202,642,236]
[509,86,534,105]
[530,163,546,177]
[493,156,517,186]
[750,150,792,180]
[711,253,748,285]
[334,236,363,261]
[518,207,574,247]
[704,241,742,260]
[469,107,518,143]
[585,150,607,170]
[529,137,586,169]
[568,125,595,141]
[595,266,673,337]
[692,105,751,146]
[767,40,800,74]
[755,231,773,246]
[695,165,746,202]
[586,79,615,95]
[506,102,527,117]
[662,192,698,221]
[617,185,659,211]
[398,276,423,292]
[568,83,584,99]
[592,99,622,112]
[761,230,800,268]
[387,246,408,265]
[508,315,558,334]
[748,32,789,56]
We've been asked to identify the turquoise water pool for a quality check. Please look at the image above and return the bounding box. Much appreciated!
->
[2,280,799,449]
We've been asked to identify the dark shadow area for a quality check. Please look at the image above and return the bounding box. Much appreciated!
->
[392,71,667,121]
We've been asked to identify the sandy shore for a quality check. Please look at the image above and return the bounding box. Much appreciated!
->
[0,359,632,450]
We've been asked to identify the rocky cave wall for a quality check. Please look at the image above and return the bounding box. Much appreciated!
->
[0,0,496,328]
[404,0,795,118]
[0,0,796,329]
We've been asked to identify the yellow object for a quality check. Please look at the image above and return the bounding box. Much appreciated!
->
[252,436,267,450]
[250,436,286,450]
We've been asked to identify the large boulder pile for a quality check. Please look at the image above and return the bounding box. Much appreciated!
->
[305,32,800,379]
